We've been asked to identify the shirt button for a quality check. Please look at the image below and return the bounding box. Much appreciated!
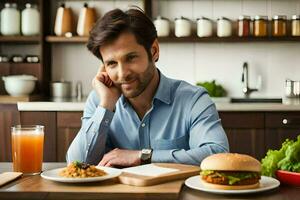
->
[141,123,146,127]
[104,119,109,124]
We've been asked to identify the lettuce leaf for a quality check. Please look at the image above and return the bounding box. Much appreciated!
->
[200,170,214,176]
[261,135,300,177]
[277,135,300,172]
[225,175,241,185]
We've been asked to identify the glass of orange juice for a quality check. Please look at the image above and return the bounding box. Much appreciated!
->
[11,125,44,175]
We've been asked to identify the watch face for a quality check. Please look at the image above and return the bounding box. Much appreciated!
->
[142,149,152,154]
[141,149,152,162]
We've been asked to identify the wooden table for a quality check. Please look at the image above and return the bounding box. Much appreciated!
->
[0,163,299,200]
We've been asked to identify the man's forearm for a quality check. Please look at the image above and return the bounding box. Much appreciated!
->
[151,144,229,166]
[66,106,114,164]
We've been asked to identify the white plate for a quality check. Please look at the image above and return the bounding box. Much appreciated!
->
[185,175,280,194]
[41,166,122,183]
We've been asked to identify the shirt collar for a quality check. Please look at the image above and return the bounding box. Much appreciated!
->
[153,70,172,105]
[120,69,172,107]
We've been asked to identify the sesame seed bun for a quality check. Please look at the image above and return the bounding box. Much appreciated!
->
[200,153,261,172]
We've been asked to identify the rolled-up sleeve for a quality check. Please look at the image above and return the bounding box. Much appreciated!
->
[66,91,114,165]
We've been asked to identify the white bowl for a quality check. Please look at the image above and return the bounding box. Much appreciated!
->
[2,75,38,96]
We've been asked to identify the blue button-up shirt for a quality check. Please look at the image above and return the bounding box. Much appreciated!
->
[66,71,229,165]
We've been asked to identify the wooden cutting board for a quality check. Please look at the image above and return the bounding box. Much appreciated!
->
[4,175,185,200]
[118,163,200,186]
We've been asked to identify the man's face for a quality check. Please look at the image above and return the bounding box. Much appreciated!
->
[100,32,156,98]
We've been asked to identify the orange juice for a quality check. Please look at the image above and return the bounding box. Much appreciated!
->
[11,125,44,174]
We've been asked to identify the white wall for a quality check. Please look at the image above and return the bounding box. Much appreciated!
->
[52,0,300,98]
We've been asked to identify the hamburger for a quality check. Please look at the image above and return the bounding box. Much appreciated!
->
[200,153,261,190]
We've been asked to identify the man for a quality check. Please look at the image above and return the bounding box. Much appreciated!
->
[67,8,229,167]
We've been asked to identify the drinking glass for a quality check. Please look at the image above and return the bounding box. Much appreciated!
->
[11,125,44,175]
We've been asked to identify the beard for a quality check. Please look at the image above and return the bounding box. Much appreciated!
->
[115,60,156,99]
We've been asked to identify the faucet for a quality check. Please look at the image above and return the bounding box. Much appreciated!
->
[242,62,259,98]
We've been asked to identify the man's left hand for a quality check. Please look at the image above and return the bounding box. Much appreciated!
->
[98,148,141,167]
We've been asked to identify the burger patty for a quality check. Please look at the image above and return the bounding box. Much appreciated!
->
[201,171,261,185]
[202,175,260,185]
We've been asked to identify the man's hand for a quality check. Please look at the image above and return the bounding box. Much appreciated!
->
[98,148,141,167]
[92,65,121,111]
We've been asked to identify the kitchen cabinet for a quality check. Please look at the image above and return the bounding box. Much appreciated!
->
[265,112,300,151]
[219,111,300,161]
[0,104,20,162]
[55,111,267,162]
[19,111,57,162]
[219,112,265,160]
[1,110,298,162]
[16,111,82,162]
[56,112,82,162]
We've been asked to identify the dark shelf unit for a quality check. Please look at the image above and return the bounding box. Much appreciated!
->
[44,1,300,44]
[158,35,300,43]
[0,36,40,43]
[45,36,88,43]
[44,35,300,43]
[0,0,51,96]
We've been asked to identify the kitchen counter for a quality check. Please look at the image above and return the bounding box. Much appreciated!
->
[17,101,300,111]
[17,98,86,111]
[0,162,299,200]
[215,102,300,111]
[17,101,86,111]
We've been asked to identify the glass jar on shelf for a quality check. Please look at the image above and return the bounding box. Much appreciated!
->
[253,15,268,37]
[0,3,21,36]
[196,17,213,37]
[291,15,300,36]
[237,15,251,37]
[154,16,170,37]
[217,17,232,37]
[174,17,192,37]
[21,3,40,36]
[272,15,287,37]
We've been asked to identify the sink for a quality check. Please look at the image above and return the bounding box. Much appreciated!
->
[230,98,282,103]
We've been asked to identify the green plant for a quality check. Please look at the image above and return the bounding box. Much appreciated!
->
[196,80,227,97]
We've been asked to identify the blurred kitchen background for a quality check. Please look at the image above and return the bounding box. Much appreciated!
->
[1,0,300,162]
[2,0,300,99]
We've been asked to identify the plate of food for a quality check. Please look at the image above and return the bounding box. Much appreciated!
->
[185,153,280,194]
[41,161,122,183]
[185,175,280,194]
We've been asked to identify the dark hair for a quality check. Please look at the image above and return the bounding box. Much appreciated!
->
[87,7,157,61]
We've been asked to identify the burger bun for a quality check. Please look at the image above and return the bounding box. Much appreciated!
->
[200,153,261,172]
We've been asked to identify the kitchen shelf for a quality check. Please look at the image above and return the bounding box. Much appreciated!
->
[0,36,40,44]
[0,95,44,104]
[158,35,300,43]
[45,35,300,43]
[45,36,89,43]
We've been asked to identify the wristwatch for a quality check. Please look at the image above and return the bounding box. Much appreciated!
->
[139,148,153,165]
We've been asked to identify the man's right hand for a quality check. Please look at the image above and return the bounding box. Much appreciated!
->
[92,66,121,112]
